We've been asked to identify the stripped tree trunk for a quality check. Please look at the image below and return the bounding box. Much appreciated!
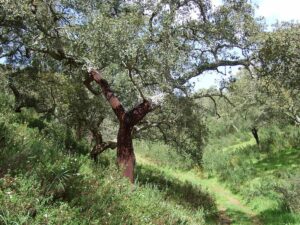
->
[86,69,153,183]
[117,121,135,182]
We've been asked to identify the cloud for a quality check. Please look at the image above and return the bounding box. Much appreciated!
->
[255,0,300,22]
[211,0,300,22]
[211,0,222,7]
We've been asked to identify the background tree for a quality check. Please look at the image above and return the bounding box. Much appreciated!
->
[256,23,300,125]
[226,72,277,146]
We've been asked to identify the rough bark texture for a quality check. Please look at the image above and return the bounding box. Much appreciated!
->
[87,69,153,182]
[117,121,135,183]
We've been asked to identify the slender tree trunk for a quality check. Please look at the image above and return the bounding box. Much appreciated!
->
[251,127,260,146]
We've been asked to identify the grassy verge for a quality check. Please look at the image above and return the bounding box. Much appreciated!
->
[0,111,221,225]
[135,151,258,225]
[136,137,300,225]
[203,133,300,225]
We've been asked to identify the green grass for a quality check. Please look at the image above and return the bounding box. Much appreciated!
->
[134,140,194,170]
[259,209,300,225]
[240,147,300,225]
[207,139,300,224]
[0,111,212,225]
[222,139,256,152]
[1,95,299,225]
[253,148,300,174]
[136,137,300,225]
[136,152,259,225]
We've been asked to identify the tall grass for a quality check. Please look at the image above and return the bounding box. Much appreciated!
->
[134,140,194,170]
[202,124,300,224]
[0,96,211,225]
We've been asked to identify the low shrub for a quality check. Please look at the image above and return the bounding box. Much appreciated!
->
[135,140,194,170]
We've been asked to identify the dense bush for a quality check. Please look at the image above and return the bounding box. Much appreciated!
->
[202,144,257,183]
[0,159,208,225]
[241,171,300,213]
[259,125,300,151]
[135,141,194,170]
[0,175,82,225]
[274,172,300,213]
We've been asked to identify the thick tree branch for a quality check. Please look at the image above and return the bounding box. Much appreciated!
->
[83,76,101,96]
[88,69,125,121]
[180,59,250,84]
[8,79,20,99]
[90,141,117,160]
[6,68,56,114]
[196,0,207,22]
[132,120,169,138]
[127,100,153,126]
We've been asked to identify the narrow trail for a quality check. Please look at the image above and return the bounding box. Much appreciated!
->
[136,155,263,225]
[196,176,263,225]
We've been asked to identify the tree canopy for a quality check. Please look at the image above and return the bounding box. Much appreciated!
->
[1,0,262,181]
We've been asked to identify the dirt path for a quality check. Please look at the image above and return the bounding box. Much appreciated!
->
[175,172,263,225]
[199,178,262,225]
[136,154,263,225]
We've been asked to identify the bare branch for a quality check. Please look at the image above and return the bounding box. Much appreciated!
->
[194,91,235,107]
[127,68,146,100]
[180,59,250,84]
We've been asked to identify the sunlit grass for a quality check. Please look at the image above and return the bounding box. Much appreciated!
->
[136,138,300,225]
[136,150,257,225]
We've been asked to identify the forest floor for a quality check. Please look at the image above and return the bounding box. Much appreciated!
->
[136,154,262,225]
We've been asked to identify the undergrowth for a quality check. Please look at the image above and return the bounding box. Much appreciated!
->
[202,125,300,224]
[0,94,213,225]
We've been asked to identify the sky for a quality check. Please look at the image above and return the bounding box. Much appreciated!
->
[196,0,300,89]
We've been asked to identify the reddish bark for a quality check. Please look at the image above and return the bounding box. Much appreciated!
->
[87,69,153,183]
[89,69,125,121]
[117,121,135,183]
